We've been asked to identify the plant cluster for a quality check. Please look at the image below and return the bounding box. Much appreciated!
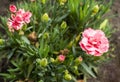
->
[0,0,113,82]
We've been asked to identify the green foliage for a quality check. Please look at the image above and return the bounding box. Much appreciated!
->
[0,0,113,82]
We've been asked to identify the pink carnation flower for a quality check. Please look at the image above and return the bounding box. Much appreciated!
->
[9,5,17,13]
[7,14,23,31]
[79,28,109,56]
[7,5,32,32]
[9,20,23,30]
[58,55,66,62]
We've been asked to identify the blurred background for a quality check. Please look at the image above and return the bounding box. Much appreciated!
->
[0,0,120,82]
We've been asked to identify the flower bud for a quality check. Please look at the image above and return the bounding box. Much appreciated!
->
[40,58,48,67]
[9,5,17,13]
[64,70,69,74]
[41,0,46,4]
[19,30,24,35]
[36,58,48,67]
[43,32,49,39]
[73,66,78,70]
[50,58,55,63]
[28,31,37,42]
[64,73,72,80]
[41,13,50,22]
[59,0,67,5]
[73,66,79,75]
[74,57,83,65]
[60,21,67,29]
[0,39,4,45]
[92,5,99,14]
[38,80,44,82]
[35,42,39,48]
[57,55,66,62]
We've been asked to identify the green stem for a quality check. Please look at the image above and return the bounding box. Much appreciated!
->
[84,75,87,82]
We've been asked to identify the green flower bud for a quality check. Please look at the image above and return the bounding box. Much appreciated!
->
[35,42,39,48]
[40,58,48,67]
[74,57,83,65]
[43,32,49,39]
[36,58,48,67]
[50,58,55,63]
[59,0,67,5]
[73,66,78,70]
[0,39,4,45]
[64,73,72,80]
[92,5,99,14]
[73,66,79,75]
[38,80,44,82]
[41,13,50,22]
[64,70,69,74]
[19,30,24,35]
[60,21,67,29]
[41,0,46,4]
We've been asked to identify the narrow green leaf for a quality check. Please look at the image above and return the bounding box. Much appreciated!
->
[21,36,30,45]
[81,62,96,78]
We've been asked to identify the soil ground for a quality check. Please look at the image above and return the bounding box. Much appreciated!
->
[0,0,120,82]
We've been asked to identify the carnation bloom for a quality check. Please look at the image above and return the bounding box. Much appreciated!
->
[9,5,17,13]
[7,14,23,31]
[79,28,109,56]
[8,19,23,30]
[58,55,66,62]
[7,5,32,32]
